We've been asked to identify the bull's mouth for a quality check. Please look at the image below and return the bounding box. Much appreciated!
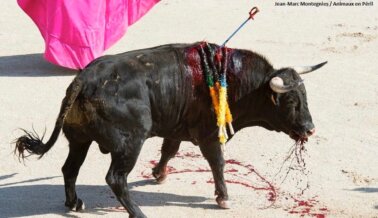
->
[289,131,309,145]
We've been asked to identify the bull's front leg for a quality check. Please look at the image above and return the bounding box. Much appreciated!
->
[199,140,230,209]
[152,138,181,183]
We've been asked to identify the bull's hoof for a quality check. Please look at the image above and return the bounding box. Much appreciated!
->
[152,166,167,184]
[66,198,85,212]
[216,197,231,209]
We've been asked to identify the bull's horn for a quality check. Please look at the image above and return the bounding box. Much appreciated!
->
[269,77,304,93]
[293,61,328,75]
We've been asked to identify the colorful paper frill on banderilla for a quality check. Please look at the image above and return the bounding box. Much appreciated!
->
[198,42,234,151]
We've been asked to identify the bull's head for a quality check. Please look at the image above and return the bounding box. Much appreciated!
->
[262,61,327,143]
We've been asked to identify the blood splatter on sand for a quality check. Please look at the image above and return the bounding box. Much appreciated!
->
[285,196,329,217]
[140,150,328,217]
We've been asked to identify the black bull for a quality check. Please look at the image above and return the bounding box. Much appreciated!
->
[15,43,326,217]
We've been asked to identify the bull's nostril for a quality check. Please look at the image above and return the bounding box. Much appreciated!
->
[307,128,315,136]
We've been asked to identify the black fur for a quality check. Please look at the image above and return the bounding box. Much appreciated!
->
[14,43,322,217]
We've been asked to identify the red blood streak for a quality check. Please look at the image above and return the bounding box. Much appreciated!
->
[185,47,203,86]
[288,196,329,217]
[142,156,328,217]
[166,166,176,173]
[184,43,235,87]
[225,168,238,173]
[141,174,152,179]
[225,159,243,165]
[144,158,277,204]
[225,159,277,203]
[169,168,211,174]
[140,170,153,179]
[149,160,158,166]
[267,192,275,202]
[207,178,275,203]
[298,200,314,207]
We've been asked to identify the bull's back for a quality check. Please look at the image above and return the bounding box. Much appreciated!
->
[74,43,208,140]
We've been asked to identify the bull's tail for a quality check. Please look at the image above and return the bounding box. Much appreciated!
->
[14,76,83,160]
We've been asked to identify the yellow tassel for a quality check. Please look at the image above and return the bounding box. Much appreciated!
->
[225,102,234,135]
[222,125,229,139]
[218,87,227,128]
[210,83,234,146]
[209,86,219,115]
[211,84,227,145]
[219,134,227,145]
[217,87,227,147]
[225,102,232,123]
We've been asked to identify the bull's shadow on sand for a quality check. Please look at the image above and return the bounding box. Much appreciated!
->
[349,187,378,193]
[348,187,378,210]
[0,53,77,77]
[0,177,211,217]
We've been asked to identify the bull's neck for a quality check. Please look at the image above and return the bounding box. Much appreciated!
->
[227,49,274,129]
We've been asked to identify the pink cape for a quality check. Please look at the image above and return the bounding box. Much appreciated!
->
[18,0,159,69]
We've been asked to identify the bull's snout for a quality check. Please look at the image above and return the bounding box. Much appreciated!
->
[289,122,315,141]
[306,128,315,137]
[303,122,315,137]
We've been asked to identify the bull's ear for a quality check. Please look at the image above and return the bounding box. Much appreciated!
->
[270,76,303,93]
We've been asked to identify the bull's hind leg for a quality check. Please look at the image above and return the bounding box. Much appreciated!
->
[61,138,92,211]
[105,128,148,218]
[199,140,230,209]
[152,139,181,183]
